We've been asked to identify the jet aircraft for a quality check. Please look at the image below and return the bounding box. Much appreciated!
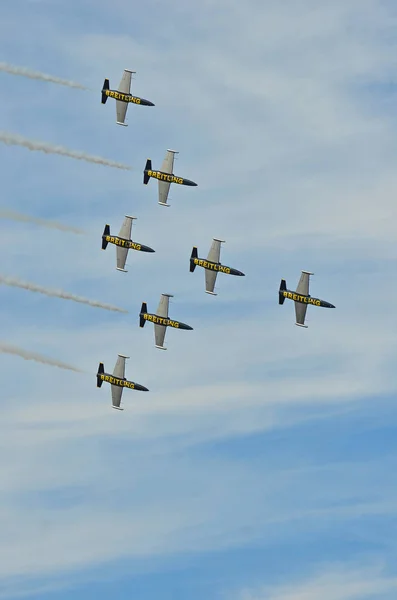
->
[190,238,245,295]
[279,270,335,328]
[139,293,193,349]
[143,149,197,206]
[96,354,148,410]
[102,215,155,272]
[101,69,154,126]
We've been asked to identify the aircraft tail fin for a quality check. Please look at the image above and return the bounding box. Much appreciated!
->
[97,362,105,387]
[102,224,110,249]
[143,159,152,184]
[101,78,110,104]
[140,302,147,327]
[190,247,198,272]
[279,279,287,304]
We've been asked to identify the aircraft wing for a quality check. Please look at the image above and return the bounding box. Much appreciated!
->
[154,294,172,349]
[155,324,167,349]
[160,150,177,173]
[158,150,177,206]
[116,101,128,126]
[207,239,223,263]
[118,70,133,94]
[113,354,128,379]
[111,385,123,409]
[116,216,134,272]
[158,181,171,206]
[294,302,308,327]
[156,294,171,318]
[115,69,134,126]
[205,270,217,295]
[295,271,312,296]
[294,271,313,327]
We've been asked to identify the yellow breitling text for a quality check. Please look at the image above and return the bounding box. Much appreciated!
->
[147,170,183,184]
[106,90,141,104]
[105,236,141,250]
[283,291,321,306]
[100,374,135,388]
[193,258,231,274]
[143,314,180,328]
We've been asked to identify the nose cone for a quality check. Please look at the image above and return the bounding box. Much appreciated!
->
[185,179,198,186]
[181,323,194,330]
[135,383,149,392]
[236,270,245,276]
[329,303,335,308]
[141,99,155,107]
[141,245,156,253]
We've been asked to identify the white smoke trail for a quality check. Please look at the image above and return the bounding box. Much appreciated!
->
[0,342,83,373]
[0,132,133,171]
[0,62,88,90]
[0,208,85,235]
[0,276,128,314]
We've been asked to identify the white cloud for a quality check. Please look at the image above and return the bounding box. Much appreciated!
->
[239,563,397,600]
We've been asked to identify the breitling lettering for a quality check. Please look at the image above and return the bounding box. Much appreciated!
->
[106,90,141,104]
[282,291,321,306]
[193,258,231,274]
[100,374,135,388]
[105,236,142,251]
[143,314,180,328]
[146,170,183,184]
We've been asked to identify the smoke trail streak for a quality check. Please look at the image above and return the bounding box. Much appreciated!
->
[0,132,133,171]
[0,209,85,235]
[0,276,128,314]
[0,342,83,373]
[0,62,88,90]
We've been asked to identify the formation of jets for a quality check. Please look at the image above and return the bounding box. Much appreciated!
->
[97,68,336,409]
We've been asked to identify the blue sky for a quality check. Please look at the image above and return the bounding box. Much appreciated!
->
[1,0,397,598]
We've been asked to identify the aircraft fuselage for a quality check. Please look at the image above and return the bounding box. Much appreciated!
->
[144,169,197,186]
[102,234,155,253]
[281,289,335,308]
[191,256,244,276]
[97,371,148,391]
[103,88,154,106]
[140,312,193,330]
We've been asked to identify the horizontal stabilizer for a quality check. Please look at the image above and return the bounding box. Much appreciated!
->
[190,247,198,272]
[158,201,170,207]
[112,406,124,411]
[213,238,226,243]
[206,291,217,296]
[117,121,128,127]
[155,345,167,350]
[302,270,314,275]
[140,302,147,327]
[118,354,130,359]
[143,159,152,184]
[295,323,308,328]
[116,267,128,273]
[97,362,105,387]
[279,278,287,304]
[102,224,110,249]
[167,149,179,154]
[101,78,109,104]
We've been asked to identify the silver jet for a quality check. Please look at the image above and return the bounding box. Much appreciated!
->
[96,354,149,410]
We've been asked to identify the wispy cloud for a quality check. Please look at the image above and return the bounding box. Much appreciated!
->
[239,563,397,600]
